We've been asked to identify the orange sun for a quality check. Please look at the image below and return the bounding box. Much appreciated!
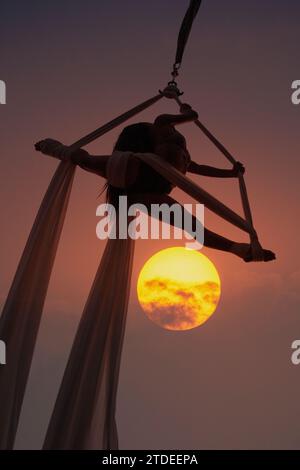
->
[137,247,221,331]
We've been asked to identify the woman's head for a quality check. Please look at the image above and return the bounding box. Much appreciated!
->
[113,122,155,153]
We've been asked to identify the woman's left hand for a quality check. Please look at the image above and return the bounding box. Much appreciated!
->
[232,161,245,176]
[35,139,70,161]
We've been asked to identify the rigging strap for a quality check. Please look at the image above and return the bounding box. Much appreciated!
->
[171,0,203,83]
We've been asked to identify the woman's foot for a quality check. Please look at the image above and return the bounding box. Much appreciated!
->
[231,242,276,262]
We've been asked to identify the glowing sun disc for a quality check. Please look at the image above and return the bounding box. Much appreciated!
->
[137,247,221,331]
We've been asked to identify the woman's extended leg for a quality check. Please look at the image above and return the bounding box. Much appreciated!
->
[126,193,275,262]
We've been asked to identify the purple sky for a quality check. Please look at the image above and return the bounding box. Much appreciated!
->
[1,0,300,449]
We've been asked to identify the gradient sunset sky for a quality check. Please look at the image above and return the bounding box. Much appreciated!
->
[1,0,300,449]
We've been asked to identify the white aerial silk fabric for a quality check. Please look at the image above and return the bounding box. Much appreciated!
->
[0,160,75,449]
[106,151,140,189]
[0,93,164,450]
[43,229,135,450]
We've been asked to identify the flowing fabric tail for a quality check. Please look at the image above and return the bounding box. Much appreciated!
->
[43,229,135,450]
[0,161,76,449]
[0,92,162,450]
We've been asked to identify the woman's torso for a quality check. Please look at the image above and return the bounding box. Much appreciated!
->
[132,125,191,192]
[107,125,191,202]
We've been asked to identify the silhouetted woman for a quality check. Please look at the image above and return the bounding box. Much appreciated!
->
[36,103,275,262]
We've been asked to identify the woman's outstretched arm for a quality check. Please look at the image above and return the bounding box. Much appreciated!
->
[71,151,109,178]
[188,160,245,178]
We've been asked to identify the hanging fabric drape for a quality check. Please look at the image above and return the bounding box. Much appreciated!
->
[0,93,163,450]
[43,223,135,450]
[0,160,75,450]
